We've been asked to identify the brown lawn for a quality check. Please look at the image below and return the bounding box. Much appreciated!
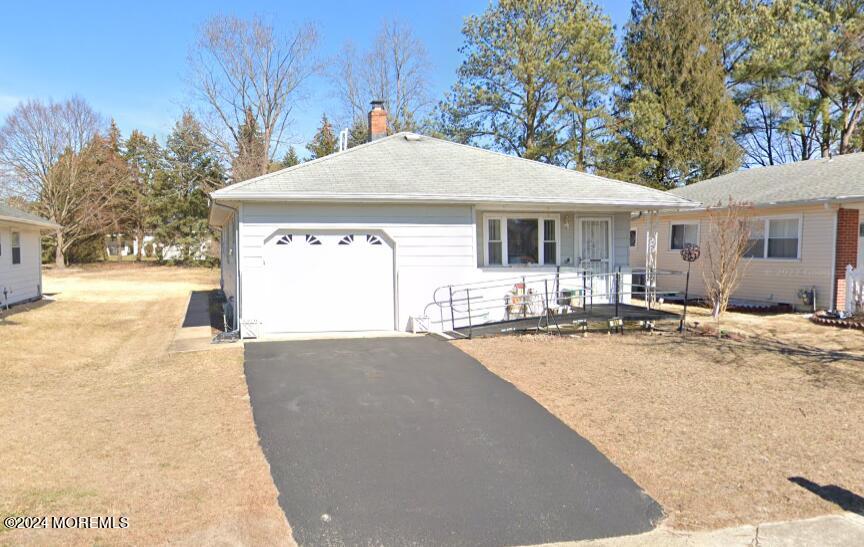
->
[455,309,864,531]
[0,264,294,546]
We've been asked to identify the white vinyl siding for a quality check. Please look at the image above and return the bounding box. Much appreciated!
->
[629,205,839,310]
[238,203,477,333]
[219,214,239,328]
[0,224,43,306]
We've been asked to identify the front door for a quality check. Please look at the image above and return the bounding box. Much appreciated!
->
[579,218,611,301]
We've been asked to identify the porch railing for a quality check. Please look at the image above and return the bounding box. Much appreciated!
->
[424,268,684,335]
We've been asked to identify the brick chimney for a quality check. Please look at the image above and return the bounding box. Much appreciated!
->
[368,100,387,141]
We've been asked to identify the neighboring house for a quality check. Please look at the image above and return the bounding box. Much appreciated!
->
[105,234,211,262]
[106,234,156,257]
[0,204,60,307]
[630,153,864,311]
[209,103,696,338]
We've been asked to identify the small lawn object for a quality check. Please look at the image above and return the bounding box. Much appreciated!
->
[679,244,701,337]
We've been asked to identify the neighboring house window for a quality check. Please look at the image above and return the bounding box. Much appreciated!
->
[11,232,21,265]
[767,218,799,258]
[629,229,637,248]
[743,220,765,258]
[670,223,698,250]
[484,214,559,266]
[742,216,801,260]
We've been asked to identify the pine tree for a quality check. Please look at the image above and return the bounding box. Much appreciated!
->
[152,113,226,262]
[307,114,338,159]
[281,146,300,167]
[123,130,162,259]
[438,0,618,167]
[609,0,741,188]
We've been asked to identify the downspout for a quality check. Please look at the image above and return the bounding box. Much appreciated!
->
[830,205,838,311]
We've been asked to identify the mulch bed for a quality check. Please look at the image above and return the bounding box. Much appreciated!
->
[810,311,864,330]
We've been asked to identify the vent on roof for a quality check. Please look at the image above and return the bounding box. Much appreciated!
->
[404,134,422,141]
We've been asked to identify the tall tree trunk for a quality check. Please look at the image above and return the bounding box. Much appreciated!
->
[54,231,66,269]
[136,231,143,261]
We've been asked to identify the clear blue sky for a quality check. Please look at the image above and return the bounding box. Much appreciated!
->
[0,1,631,149]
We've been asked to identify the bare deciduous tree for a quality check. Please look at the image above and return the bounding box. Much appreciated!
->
[0,97,111,267]
[333,19,431,135]
[701,199,754,333]
[188,14,318,182]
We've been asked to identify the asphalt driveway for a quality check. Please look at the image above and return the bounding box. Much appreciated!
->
[245,336,662,546]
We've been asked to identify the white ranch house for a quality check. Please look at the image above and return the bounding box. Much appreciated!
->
[630,153,864,312]
[0,204,59,307]
[209,107,696,338]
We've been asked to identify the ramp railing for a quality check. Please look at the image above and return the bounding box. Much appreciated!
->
[424,268,684,335]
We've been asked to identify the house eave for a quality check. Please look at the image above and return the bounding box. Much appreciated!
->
[209,192,698,211]
[0,215,61,231]
[642,194,864,216]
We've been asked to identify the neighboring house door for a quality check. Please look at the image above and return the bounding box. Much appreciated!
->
[264,232,395,333]
[579,218,612,301]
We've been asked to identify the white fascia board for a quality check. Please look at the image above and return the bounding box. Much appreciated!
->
[0,215,61,231]
[655,195,864,215]
[209,192,699,210]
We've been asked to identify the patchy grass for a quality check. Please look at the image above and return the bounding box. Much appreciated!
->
[0,264,294,545]
[455,311,864,531]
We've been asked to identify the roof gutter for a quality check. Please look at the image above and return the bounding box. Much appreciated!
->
[650,194,864,215]
[0,215,61,231]
[209,192,699,210]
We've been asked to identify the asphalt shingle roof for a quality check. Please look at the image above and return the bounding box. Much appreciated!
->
[212,133,696,209]
[0,203,59,229]
[669,152,864,206]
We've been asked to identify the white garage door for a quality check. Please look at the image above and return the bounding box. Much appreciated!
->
[264,232,395,333]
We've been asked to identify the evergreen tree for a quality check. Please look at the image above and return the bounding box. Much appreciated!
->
[307,114,338,159]
[281,146,300,167]
[152,112,225,263]
[438,0,618,167]
[123,130,162,259]
[609,0,741,188]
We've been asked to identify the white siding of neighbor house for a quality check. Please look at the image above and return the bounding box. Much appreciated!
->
[233,204,634,335]
[0,223,43,306]
[629,204,838,310]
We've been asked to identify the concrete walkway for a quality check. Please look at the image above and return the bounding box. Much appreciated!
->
[168,290,240,353]
[539,513,864,546]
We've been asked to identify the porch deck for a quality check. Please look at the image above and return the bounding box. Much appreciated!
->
[451,303,680,338]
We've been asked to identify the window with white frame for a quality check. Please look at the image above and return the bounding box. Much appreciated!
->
[484,214,558,266]
[670,223,698,250]
[767,218,799,258]
[743,219,765,258]
[487,218,503,265]
[742,217,800,259]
